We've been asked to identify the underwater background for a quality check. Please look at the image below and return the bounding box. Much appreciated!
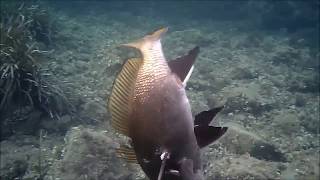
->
[0,0,319,179]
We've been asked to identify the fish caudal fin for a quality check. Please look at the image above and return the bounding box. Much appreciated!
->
[194,126,228,148]
[194,106,227,148]
[121,27,168,50]
[108,58,142,136]
[194,106,224,126]
[168,46,200,86]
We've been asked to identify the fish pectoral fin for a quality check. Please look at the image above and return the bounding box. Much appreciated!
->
[194,125,228,148]
[108,58,142,136]
[168,46,200,86]
[116,145,138,164]
[194,106,224,126]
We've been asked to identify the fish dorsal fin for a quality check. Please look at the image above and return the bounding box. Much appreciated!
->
[194,106,224,126]
[168,46,200,86]
[121,27,168,51]
[194,126,228,148]
[108,58,142,136]
[116,145,138,164]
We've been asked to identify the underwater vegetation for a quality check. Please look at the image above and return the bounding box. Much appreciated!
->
[0,2,71,138]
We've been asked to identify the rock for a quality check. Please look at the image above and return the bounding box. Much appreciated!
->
[222,82,261,107]
[250,141,287,162]
[80,100,107,121]
[188,91,209,116]
[46,127,135,180]
[287,74,319,94]
[223,95,248,114]
[40,117,58,133]
[300,105,319,134]
[0,135,40,179]
[61,63,75,75]
[302,74,319,93]
[40,115,73,134]
[246,99,274,116]
[272,111,301,135]
[230,67,256,80]
[219,123,263,154]
[15,110,43,136]
[57,115,73,132]
[182,29,214,47]
[219,123,286,162]
[188,79,212,91]
[280,152,319,180]
[1,106,40,139]
[0,159,28,179]
[209,78,230,93]
[294,93,307,107]
[271,46,300,65]
[223,94,275,116]
[206,94,224,108]
[209,155,282,180]
[188,77,229,93]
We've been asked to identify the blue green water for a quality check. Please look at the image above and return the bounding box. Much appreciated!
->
[0,1,319,180]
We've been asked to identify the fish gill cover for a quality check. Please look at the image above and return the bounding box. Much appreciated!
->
[0,0,319,180]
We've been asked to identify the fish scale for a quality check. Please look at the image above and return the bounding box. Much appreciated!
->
[134,59,169,103]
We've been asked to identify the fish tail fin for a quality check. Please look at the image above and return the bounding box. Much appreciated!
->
[121,27,168,50]
[194,126,228,148]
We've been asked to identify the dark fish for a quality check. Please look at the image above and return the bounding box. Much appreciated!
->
[108,27,227,180]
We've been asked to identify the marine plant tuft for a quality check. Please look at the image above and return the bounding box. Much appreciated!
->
[0,2,71,120]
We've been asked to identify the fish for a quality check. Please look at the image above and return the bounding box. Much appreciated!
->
[108,27,227,180]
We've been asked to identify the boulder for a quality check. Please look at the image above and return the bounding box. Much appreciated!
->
[219,123,286,162]
[45,127,137,180]
[209,155,282,179]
